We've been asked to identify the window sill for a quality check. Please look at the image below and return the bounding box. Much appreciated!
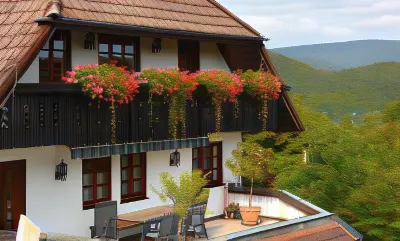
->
[120,196,149,204]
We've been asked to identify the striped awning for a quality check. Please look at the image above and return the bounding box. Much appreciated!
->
[71,137,209,159]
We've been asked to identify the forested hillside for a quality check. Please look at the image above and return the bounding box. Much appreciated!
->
[269,52,400,120]
[271,40,400,70]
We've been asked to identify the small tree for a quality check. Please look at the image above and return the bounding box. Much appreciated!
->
[151,169,210,219]
[226,142,274,207]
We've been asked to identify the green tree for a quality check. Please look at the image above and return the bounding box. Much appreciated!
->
[225,142,273,206]
[150,170,210,218]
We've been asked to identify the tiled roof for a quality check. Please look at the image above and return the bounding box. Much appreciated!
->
[261,222,357,241]
[60,0,260,37]
[0,0,52,103]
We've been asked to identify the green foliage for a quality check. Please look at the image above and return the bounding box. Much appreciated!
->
[150,170,210,218]
[269,52,400,120]
[383,100,400,123]
[262,98,400,241]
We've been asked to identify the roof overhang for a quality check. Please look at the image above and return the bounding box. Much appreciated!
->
[36,17,267,44]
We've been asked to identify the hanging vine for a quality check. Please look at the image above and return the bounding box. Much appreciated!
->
[63,60,140,144]
[193,69,243,141]
[237,70,282,131]
[138,68,197,140]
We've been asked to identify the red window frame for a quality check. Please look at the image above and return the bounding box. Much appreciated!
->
[82,157,111,209]
[192,142,223,186]
[120,153,147,203]
[39,30,71,83]
[98,35,140,71]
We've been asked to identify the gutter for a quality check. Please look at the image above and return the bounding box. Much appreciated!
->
[36,17,267,42]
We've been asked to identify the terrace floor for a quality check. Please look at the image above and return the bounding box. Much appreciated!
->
[199,217,281,240]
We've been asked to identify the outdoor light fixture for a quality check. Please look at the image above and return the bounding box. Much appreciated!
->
[84,33,96,50]
[152,38,162,53]
[170,149,180,167]
[55,159,68,181]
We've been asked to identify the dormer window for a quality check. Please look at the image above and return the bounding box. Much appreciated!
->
[39,30,71,83]
[98,35,140,71]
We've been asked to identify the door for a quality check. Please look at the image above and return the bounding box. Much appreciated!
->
[0,160,26,230]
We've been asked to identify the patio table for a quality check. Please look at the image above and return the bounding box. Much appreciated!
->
[117,205,174,231]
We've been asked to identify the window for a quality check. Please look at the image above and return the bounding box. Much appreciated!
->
[192,143,222,186]
[39,30,70,82]
[178,40,199,72]
[98,35,139,71]
[120,153,146,202]
[82,157,111,209]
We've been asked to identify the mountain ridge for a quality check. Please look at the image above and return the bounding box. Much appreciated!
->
[271,40,400,70]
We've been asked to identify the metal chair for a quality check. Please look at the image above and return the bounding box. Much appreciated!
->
[142,213,178,241]
[89,201,118,238]
[182,201,208,239]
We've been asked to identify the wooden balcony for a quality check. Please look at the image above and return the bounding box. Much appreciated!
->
[0,84,282,151]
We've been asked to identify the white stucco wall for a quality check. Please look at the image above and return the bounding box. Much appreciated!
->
[140,37,178,69]
[19,56,39,83]
[71,31,99,67]
[0,136,240,237]
[220,132,242,184]
[199,42,230,71]
[228,193,308,220]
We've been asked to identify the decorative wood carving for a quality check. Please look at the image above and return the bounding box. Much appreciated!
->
[53,103,59,126]
[75,104,81,125]
[24,105,30,129]
[39,103,44,127]
[152,38,162,53]
[1,107,9,129]
[84,33,96,50]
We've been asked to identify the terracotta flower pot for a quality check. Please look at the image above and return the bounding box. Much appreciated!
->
[239,206,261,226]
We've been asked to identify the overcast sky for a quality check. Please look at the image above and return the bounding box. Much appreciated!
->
[218,0,400,48]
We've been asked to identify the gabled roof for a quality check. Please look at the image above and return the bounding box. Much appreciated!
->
[0,0,52,104]
[58,0,261,38]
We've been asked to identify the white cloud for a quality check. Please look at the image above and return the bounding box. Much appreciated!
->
[217,0,400,48]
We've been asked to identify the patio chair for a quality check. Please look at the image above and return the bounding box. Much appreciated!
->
[182,201,208,239]
[89,201,117,238]
[142,213,179,241]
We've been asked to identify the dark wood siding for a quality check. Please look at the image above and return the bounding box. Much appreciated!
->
[0,84,281,150]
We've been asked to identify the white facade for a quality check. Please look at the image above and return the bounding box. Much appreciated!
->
[0,132,241,237]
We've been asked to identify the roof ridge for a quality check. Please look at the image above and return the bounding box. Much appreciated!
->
[206,0,261,37]
[44,0,61,18]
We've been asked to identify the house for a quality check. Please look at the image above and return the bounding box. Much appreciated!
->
[0,0,304,237]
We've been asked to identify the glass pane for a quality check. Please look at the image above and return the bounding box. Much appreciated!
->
[193,149,198,158]
[213,157,218,168]
[203,147,210,157]
[192,159,199,169]
[121,169,129,181]
[97,172,108,184]
[125,45,134,54]
[113,44,122,53]
[121,156,129,168]
[83,161,92,173]
[134,167,141,178]
[99,43,108,52]
[6,191,11,208]
[213,170,218,180]
[124,55,135,70]
[54,40,64,50]
[83,187,93,201]
[97,186,108,199]
[204,159,211,169]
[99,53,109,65]
[83,173,93,186]
[7,212,12,220]
[134,180,141,193]
[53,51,64,81]
[213,145,218,155]
[121,182,129,195]
[39,50,49,80]
[133,154,141,165]
[112,54,122,66]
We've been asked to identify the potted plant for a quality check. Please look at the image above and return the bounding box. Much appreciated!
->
[225,142,274,225]
[225,202,240,219]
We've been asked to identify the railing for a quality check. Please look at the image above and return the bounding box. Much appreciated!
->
[0,84,278,150]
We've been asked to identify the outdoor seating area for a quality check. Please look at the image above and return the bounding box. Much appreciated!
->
[89,201,209,241]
